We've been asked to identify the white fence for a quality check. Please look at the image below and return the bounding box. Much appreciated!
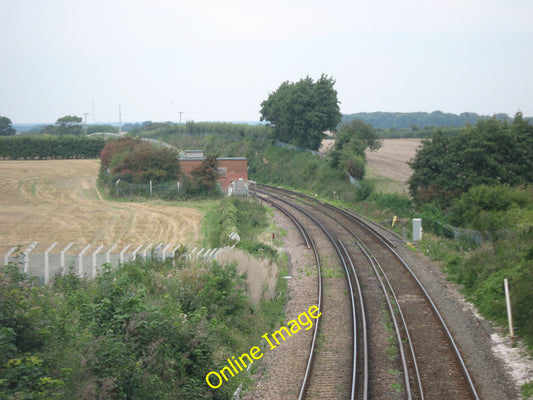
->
[2,242,233,284]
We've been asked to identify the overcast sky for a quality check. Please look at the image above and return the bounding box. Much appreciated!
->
[1,0,532,124]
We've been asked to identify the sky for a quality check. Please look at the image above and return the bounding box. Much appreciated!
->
[1,0,532,124]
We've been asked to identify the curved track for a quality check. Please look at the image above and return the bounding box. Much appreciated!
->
[255,185,479,400]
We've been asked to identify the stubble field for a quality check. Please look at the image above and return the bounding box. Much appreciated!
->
[365,138,422,193]
[0,159,202,255]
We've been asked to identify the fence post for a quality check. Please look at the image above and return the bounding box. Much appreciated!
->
[132,244,143,260]
[92,245,104,279]
[78,245,91,277]
[162,243,172,261]
[171,244,181,267]
[120,244,131,265]
[504,279,514,340]
[143,242,154,260]
[4,245,18,266]
[44,242,57,284]
[61,243,74,275]
[23,242,38,275]
[197,248,204,260]
[189,247,197,262]
[106,244,117,264]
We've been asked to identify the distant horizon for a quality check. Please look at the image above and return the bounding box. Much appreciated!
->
[10,109,527,128]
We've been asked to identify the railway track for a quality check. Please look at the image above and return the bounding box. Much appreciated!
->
[254,185,479,400]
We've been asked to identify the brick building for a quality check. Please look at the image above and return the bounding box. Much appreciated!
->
[179,151,248,194]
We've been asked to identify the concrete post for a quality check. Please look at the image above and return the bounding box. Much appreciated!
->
[44,242,57,284]
[106,244,117,264]
[171,244,181,267]
[60,243,74,276]
[162,243,172,261]
[4,245,18,266]
[120,244,131,265]
[92,245,104,279]
[23,242,38,275]
[143,242,154,260]
[132,244,143,261]
[78,245,91,277]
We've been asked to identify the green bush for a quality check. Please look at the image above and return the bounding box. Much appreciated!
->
[0,135,105,159]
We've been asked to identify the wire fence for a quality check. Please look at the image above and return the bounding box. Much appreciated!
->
[2,241,234,284]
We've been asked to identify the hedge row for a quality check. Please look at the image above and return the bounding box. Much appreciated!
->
[0,135,106,159]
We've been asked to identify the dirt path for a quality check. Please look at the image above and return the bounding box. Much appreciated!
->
[0,160,202,253]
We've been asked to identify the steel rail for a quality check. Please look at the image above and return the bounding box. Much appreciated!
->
[255,194,323,400]
[261,184,480,400]
[338,240,369,400]
[258,189,360,400]
[266,188,422,399]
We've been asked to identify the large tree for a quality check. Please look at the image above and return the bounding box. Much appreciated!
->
[260,74,342,151]
[0,116,16,136]
[328,119,382,180]
[55,115,83,136]
[408,112,533,205]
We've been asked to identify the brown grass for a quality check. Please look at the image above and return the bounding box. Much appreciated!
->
[365,138,422,193]
[216,248,278,304]
[0,159,203,254]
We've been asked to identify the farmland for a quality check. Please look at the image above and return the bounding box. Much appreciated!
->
[0,159,202,253]
[365,138,422,193]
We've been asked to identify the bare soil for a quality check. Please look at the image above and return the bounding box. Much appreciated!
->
[0,160,203,254]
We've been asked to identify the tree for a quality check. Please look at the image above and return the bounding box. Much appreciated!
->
[328,119,381,180]
[260,74,342,151]
[0,116,16,136]
[110,144,181,184]
[55,115,83,136]
[408,112,533,205]
[191,154,219,195]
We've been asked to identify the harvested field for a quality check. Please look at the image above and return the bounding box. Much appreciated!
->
[365,138,422,193]
[0,160,202,253]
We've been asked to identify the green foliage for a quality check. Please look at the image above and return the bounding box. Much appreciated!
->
[0,135,105,159]
[99,137,182,201]
[110,143,181,184]
[0,252,284,399]
[327,119,381,181]
[55,115,83,136]
[343,110,512,130]
[208,197,270,249]
[422,225,533,348]
[409,113,533,205]
[86,124,119,134]
[369,192,413,216]
[449,185,532,231]
[260,74,342,151]
[128,121,271,140]
[237,241,277,259]
[0,116,16,136]
[190,154,220,196]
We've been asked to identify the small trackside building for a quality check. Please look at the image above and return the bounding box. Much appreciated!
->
[179,151,248,194]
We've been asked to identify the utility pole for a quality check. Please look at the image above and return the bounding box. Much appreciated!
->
[178,111,184,124]
[119,104,122,133]
[83,112,89,135]
[92,99,95,123]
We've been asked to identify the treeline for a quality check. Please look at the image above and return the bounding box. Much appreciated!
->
[128,121,271,140]
[408,113,533,205]
[0,135,105,159]
[343,110,513,130]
